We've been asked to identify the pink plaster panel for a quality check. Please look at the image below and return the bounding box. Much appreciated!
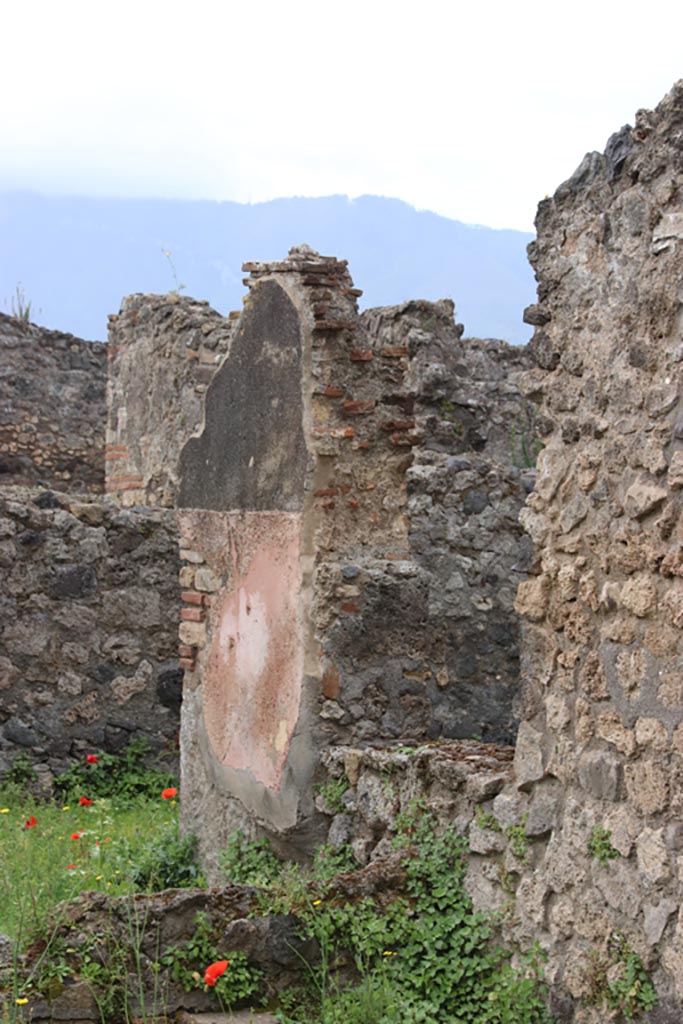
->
[181,511,304,792]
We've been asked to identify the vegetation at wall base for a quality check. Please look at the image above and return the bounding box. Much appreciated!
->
[55,737,178,803]
[2,761,557,1024]
[221,807,556,1024]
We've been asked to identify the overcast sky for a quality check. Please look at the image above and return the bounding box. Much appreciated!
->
[2,0,682,232]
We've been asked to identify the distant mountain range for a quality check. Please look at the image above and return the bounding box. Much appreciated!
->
[0,193,536,344]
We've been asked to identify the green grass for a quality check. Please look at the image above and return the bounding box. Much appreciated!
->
[0,784,197,947]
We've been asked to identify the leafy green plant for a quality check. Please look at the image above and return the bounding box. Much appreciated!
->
[277,810,554,1023]
[56,738,177,803]
[505,814,529,862]
[587,825,620,866]
[219,830,283,887]
[162,912,261,1010]
[312,844,356,881]
[315,776,349,815]
[1,753,37,789]
[162,911,217,991]
[585,933,657,1019]
[123,827,204,890]
[475,806,502,832]
[212,952,262,1010]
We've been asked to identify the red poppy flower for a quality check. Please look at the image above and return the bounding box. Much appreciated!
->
[24,815,38,829]
[161,787,178,800]
[67,864,76,870]
[86,754,98,764]
[204,960,229,987]
[78,796,93,807]
[71,831,83,840]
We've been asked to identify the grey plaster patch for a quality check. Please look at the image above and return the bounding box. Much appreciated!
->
[178,279,306,512]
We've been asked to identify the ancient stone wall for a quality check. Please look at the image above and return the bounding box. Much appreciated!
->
[176,246,535,870]
[459,81,683,1023]
[0,313,106,492]
[0,488,181,784]
[105,294,234,507]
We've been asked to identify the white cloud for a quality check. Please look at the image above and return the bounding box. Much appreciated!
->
[1,0,681,230]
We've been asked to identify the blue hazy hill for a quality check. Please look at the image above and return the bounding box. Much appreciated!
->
[0,192,535,344]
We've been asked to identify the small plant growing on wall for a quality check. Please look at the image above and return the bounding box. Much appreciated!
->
[5,283,33,323]
[314,775,349,815]
[161,249,186,295]
[585,932,657,1019]
[587,825,620,866]
[505,814,530,862]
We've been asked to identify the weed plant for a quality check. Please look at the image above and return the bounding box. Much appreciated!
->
[0,746,198,947]
[228,807,556,1023]
[2,757,557,1024]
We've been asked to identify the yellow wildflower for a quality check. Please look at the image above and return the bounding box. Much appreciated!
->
[0,808,9,814]
[16,997,29,1005]
[312,899,322,907]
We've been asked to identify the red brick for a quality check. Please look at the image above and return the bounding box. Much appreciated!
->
[178,658,196,671]
[323,386,345,398]
[314,319,356,331]
[350,349,374,362]
[181,590,203,605]
[381,346,409,358]
[340,601,359,614]
[381,419,416,431]
[202,595,212,607]
[322,664,341,699]
[178,644,195,658]
[343,399,376,416]
[314,488,340,498]
[181,607,204,622]
[347,499,360,510]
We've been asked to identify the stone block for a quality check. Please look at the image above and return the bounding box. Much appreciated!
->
[623,478,667,519]
[578,750,620,801]
[636,827,670,885]
[643,898,676,946]
[513,722,545,790]
[514,576,549,621]
[468,821,506,854]
[620,574,657,617]
[625,759,669,815]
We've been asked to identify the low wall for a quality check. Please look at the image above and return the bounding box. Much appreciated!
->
[0,488,181,783]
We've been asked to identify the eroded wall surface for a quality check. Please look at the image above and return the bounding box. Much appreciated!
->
[177,247,535,869]
[0,314,106,492]
[463,81,683,1022]
[106,294,234,506]
[0,488,181,783]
